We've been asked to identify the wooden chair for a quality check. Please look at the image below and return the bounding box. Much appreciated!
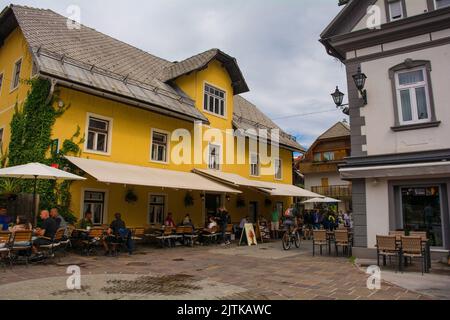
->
[38,228,65,260]
[81,228,104,256]
[0,232,12,268]
[334,229,352,257]
[376,235,400,272]
[312,230,327,256]
[156,227,176,248]
[10,231,33,266]
[401,236,427,275]
[225,224,234,242]
[182,226,198,247]
[201,226,219,245]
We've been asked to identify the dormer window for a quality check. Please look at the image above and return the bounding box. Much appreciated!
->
[204,84,226,117]
[435,0,450,9]
[388,0,404,21]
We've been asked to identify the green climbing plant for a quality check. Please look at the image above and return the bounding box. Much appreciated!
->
[5,78,84,224]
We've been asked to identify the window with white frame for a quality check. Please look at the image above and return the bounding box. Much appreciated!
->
[208,144,221,170]
[83,191,105,225]
[388,0,404,20]
[250,153,260,176]
[435,0,450,9]
[87,116,110,153]
[151,131,168,162]
[0,73,3,94]
[313,153,322,162]
[204,84,225,117]
[395,68,431,125]
[274,158,282,180]
[148,195,165,225]
[11,59,22,90]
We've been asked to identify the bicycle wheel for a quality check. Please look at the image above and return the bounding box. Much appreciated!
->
[294,232,301,248]
[282,232,291,250]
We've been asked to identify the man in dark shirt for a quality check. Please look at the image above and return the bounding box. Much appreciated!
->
[110,213,126,236]
[33,210,57,252]
[104,213,133,255]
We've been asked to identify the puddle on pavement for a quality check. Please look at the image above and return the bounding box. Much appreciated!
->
[101,274,201,295]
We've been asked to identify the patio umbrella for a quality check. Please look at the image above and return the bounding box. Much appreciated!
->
[0,163,86,225]
[301,197,342,204]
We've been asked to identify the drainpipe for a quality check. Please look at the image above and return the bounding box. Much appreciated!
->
[45,78,58,105]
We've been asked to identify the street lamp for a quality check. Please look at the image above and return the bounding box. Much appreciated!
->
[330,86,349,115]
[352,67,368,105]
[331,67,368,115]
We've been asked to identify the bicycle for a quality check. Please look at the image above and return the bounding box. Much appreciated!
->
[281,226,301,250]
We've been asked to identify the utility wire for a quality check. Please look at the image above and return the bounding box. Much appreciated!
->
[270,108,338,121]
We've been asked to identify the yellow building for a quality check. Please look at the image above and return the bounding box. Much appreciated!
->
[0,5,314,228]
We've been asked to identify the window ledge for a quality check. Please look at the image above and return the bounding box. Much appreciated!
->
[391,121,441,132]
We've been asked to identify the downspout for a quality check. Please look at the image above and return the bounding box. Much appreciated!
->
[45,78,58,105]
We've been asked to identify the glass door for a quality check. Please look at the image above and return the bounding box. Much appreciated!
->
[401,186,443,247]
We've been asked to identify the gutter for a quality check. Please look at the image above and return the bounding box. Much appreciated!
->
[38,73,209,125]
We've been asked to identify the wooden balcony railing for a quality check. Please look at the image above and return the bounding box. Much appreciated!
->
[311,185,352,198]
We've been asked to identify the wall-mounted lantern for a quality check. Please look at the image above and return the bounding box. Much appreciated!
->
[331,67,368,115]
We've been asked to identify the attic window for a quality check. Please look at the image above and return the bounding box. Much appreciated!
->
[389,0,404,21]
[435,0,450,9]
[11,58,22,90]
[204,84,226,117]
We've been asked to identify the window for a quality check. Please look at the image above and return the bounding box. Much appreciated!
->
[274,158,282,180]
[313,153,322,162]
[395,68,431,125]
[148,195,165,225]
[388,0,404,20]
[250,153,260,177]
[0,128,4,146]
[151,130,168,163]
[86,116,110,153]
[203,84,225,117]
[435,0,450,9]
[83,191,105,225]
[50,139,60,156]
[11,59,22,90]
[208,144,221,170]
[323,151,335,161]
[0,73,3,94]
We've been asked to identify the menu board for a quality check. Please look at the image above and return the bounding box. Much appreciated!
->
[256,220,271,243]
[239,223,258,246]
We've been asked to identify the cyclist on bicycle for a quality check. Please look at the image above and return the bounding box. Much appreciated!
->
[283,205,296,233]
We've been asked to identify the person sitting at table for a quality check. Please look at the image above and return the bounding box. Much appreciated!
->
[50,207,67,230]
[164,212,176,227]
[0,207,11,231]
[9,215,32,233]
[78,211,94,230]
[104,213,133,256]
[32,210,57,253]
[203,216,217,234]
[182,214,192,226]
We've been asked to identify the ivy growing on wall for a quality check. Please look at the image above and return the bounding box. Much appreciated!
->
[5,78,85,224]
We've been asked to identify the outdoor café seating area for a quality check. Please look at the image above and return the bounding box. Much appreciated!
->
[375,231,432,275]
[311,227,354,257]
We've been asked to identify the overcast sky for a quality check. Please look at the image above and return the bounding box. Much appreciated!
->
[1,0,348,149]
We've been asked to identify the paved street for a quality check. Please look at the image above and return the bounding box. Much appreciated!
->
[0,241,446,300]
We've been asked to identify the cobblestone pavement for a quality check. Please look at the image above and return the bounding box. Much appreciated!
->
[0,241,437,300]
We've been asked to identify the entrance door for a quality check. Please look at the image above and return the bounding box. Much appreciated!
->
[205,194,221,223]
[249,201,258,223]
[276,202,284,218]
[401,186,443,247]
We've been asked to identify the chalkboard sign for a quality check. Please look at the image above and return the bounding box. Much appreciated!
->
[239,223,258,246]
[256,220,271,243]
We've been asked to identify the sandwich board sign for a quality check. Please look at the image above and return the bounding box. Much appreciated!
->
[239,223,258,246]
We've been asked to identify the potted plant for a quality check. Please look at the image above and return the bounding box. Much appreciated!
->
[184,192,194,207]
[125,189,138,204]
[0,178,20,199]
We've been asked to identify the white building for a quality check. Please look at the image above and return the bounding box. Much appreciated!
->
[321,0,450,258]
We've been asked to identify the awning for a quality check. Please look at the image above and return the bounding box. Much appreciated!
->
[302,197,341,204]
[340,161,450,179]
[65,157,241,194]
[193,169,323,198]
